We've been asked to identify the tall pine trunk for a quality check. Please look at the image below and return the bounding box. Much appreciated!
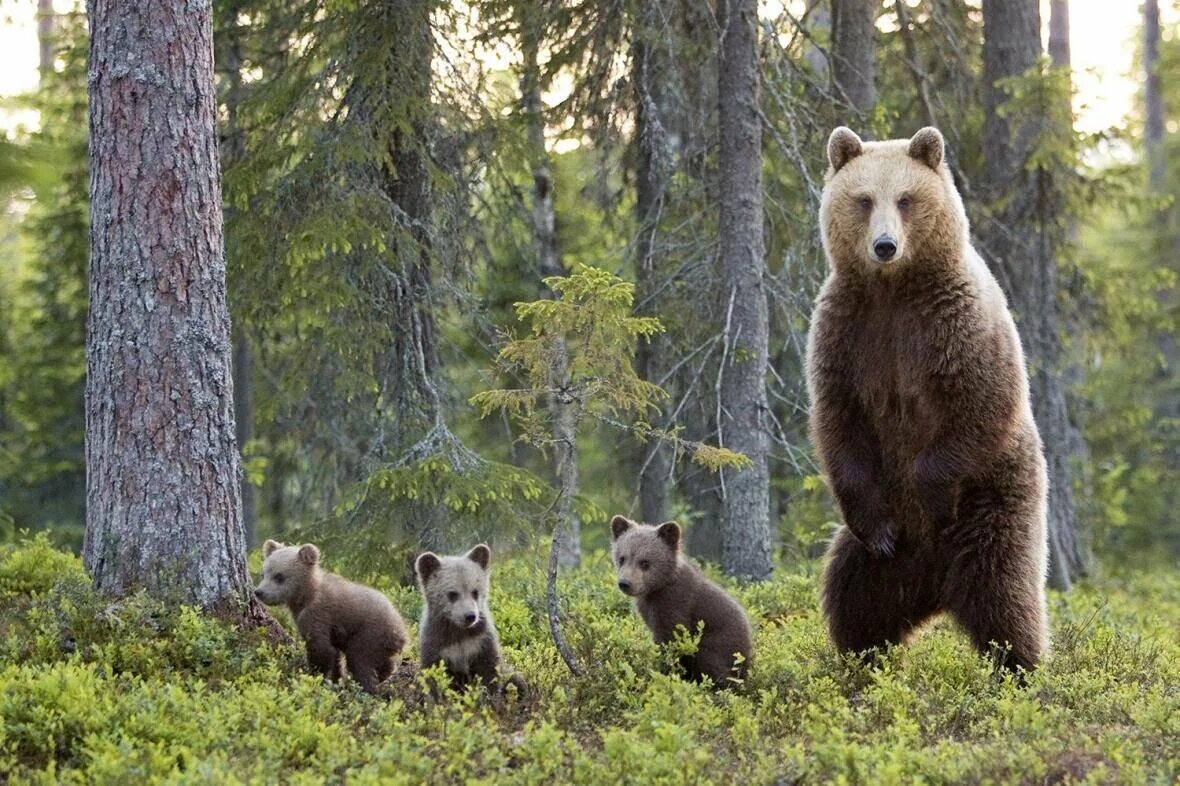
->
[980,0,1083,591]
[717,0,772,580]
[830,0,876,119]
[84,0,251,609]
[632,0,673,525]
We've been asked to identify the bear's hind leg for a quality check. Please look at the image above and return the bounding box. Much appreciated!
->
[344,649,385,695]
[942,489,1048,674]
[822,527,938,658]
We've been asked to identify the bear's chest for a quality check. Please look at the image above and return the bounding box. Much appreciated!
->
[849,306,939,448]
[439,635,485,673]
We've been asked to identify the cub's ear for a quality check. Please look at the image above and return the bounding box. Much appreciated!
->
[466,544,491,570]
[656,521,681,550]
[263,539,282,557]
[297,544,320,565]
[610,515,634,541]
[415,552,441,583]
[908,126,944,170]
[828,127,863,173]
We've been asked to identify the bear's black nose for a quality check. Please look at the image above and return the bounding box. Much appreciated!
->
[617,580,632,593]
[464,612,478,625]
[873,237,897,262]
[253,588,263,598]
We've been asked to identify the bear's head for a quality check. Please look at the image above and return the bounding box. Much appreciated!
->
[254,540,321,606]
[610,515,681,597]
[820,126,968,274]
[415,545,492,630]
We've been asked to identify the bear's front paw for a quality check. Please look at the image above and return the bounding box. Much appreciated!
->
[861,520,898,559]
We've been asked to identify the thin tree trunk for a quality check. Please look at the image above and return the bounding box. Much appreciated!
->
[681,397,724,561]
[632,0,672,525]
[1144,0,1179,456]
[1048,0,1069,68]
[1145,0,1166,192]
[830,0,876,119]
[717,0,773,580]
[981,0,1084,591]
[232,331,256,546]
[522,11,581,566]
[219,3,257,548]
[520,7,580,669]
[803,0,830,82]
[84,0,251,610]
[36,0,55,74]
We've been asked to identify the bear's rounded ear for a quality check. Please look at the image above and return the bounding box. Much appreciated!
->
[263,539,282,557]
[828,127,863,173]
[415,552,441,583]
[610,515,634,541]
[297,544,320,565]
[908,126,944,170]
[656,521,681,550]
[466,544,491,570]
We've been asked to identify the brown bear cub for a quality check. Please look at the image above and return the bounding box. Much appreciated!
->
[610,516,753,687]
[254,540,409,695]
[415,544,523,694]
[807,126,1049,672]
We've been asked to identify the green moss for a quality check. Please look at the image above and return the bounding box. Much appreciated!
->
[0,535,1175,784]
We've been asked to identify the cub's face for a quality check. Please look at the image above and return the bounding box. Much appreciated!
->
[254,540,320,605]
[416,545,491,629]
[820,126,956,272]
[610,516,681,597]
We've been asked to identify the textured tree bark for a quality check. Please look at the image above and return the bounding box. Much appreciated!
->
[84,0,251,609]
[386,2,439,403]
[981,0,1084,591]
[831,0,876,119]
[522,15,581,566]
[632,0,672,525]
[717,0,773,580]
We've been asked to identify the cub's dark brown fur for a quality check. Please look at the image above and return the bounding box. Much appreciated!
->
[254,540,409,694]
[807,127,1049,672]
[610,516,753,687]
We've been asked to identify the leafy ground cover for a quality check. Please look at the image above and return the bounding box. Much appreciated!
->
[0,534,1175,784]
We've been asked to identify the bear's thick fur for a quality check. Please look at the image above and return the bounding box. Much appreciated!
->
[610,516,753,687]
[254,540,408,694]
[415,544,523,694]
[807,126,1049,672]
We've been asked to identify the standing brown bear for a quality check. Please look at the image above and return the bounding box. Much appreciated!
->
[807,126,1049,672]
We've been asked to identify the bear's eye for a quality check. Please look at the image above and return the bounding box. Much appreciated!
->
[472,590,479,600]
[857,196,872,211]
[273,573,285,584]
[898,196,912,211]
[447,591,460,603]
[639,560,651,571]
[618,556,625,566]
